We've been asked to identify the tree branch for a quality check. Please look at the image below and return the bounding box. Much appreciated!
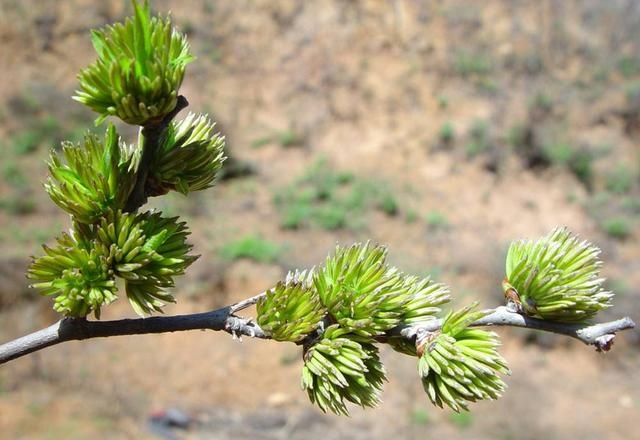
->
[123,95,189,213]
[397,306,636,352]
[0,293,267,365]
[1,301,635,365]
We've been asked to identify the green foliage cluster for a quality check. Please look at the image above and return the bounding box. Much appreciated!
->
[504,227,612,322]
[257,242,451,414]
[255,224,616,415]
[27,0,224,318]
[75,0,194,125]
[418,305,509,412]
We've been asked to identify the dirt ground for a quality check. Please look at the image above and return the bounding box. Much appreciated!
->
[1,1,639,439]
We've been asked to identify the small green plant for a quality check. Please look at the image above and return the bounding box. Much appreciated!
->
[437,94,449,109]
[541,140,573,166]
[567,149,595,188]
[465,120,491,158]
[409,407,430,425]
[618,56,640,78]
[600,217,632,240]
[604,164,634,195]
[506,123,527,149]
[11,131,41,155]
[277,129,305,148]
[529,91,553,112]
[426,211,449,230]
[449,411,474,428]
[439,122,455,145]
[250,136,272,149]
[220,235,283,263]
[454,52,492,77]
[373,189,399,216]
[625,82,640,102]
[0,194,36,215]
[2,162,28,188]
[8,110,67,156]
[477,78,499,94]
[405,209,419,223]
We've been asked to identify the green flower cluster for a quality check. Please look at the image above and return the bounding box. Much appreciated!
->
[46,125,136,224]
[256,242,450,414]
[29,210,196,318]
[150,113,226,195]
[314,243,450,337]
[256,270,326,342]
[28,231,117,318]
[418,304,510,412]
[31,3,224,320]
[504,227,613,322]
[74,0,194,125]
[301,326,386,415]
[98,210,197,315]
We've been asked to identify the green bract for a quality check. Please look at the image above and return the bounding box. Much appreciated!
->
[45,125,136,224]
[504,227,613,322]
[301,325,386,415]
[150,113,226,195]
[418,304,509,412]
[256,270,327,342]
[28,231,117,318]
[74,0,194,125]
[96,210,198,315]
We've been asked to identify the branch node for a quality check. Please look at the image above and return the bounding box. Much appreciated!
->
[595,334,615,352]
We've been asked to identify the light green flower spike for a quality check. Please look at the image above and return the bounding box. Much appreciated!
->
[74,0,194,125]
[150,113,226,195]
[45,124,136,224]
[301,325,386,415]
[418,304,510,412]
[504,227,613,323]
[256,270,327,343]
[28,230,117,318]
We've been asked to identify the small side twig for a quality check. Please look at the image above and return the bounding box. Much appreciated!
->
[124,95,189,212]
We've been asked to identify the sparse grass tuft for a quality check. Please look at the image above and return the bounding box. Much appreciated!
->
[618,56,640,78]
[409,408,429,425]
[465,120,491,158]
[277,129,305,148]
[220,235,284,263]
[273,160,400,230]
[454,52,492,77]
[439,122,455,145]
[425,210,449,230]
[600,217,632,240]
[604,164,634,195]
[449,411,473,428]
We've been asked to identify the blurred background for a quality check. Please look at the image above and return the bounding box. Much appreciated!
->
[0,0,639,438]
